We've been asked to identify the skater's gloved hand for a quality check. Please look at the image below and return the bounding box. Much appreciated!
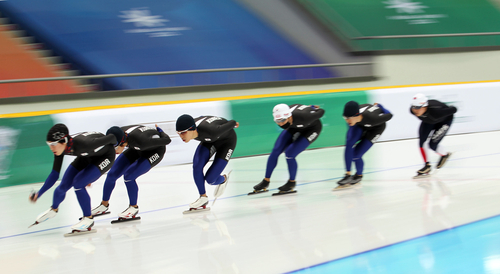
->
[234,122,239,128]
[310,105,320,110]
[155,124,164,133]
[29,191,39,203]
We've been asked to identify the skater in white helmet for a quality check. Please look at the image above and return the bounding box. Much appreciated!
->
[410,93,457,179]
[250,103,324,196]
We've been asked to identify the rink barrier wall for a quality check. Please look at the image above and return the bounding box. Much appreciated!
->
[2,80,500,187]
[0,115,54,188]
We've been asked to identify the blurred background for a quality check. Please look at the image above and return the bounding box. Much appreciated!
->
[0,0,499,186]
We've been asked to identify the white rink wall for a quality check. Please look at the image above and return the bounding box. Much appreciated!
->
[369,82,500,142]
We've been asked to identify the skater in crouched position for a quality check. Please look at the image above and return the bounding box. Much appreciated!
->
[410,93,456,178]
[29,124,117,234]
[176,114,238,212]
[91,124,171,222]
[336,101,392,190]
[251,103,324,195]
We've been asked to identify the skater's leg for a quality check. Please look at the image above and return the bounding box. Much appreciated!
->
[193,145,211,195]
[205,158,228,186]
[429,119,452,155]
[352,139,373,175]
[122,157,152,205]
[73,165,102,217]
[418,122,433,162]
[265,130,293,179]
[284,136,310,181]
[102,154,132,203]
[345,126,363,174]
[52,165,79,210]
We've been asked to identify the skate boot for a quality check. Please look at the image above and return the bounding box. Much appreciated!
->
[91,203,110,217]
[436,153,451,169]
[29,207,57,228]
[337,174,352,185]
[184,196,210,214]
[334,174,362,191]
[111,206,141,224]
[272,180,297,196]
[248,179,270,195]
[64,217,96,237]
[214,171,231,199]
[413,162,431,179]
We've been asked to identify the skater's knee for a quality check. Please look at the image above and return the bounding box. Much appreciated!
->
[123,172,137,183]
[205,173,219,185]
[429,142,438,151]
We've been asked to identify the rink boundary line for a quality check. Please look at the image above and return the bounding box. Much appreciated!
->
[286,207,500,273]
[3,79,500,118]
[2,151,499,240]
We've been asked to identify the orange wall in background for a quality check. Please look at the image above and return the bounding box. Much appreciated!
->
[0,26,86,98]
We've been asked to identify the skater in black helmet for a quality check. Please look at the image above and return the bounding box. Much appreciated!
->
[250,103,324,196]
[91,124,171,223]
[176,114,238,213]
[29,124,117,235]
[410,93,457,179]
[335,101,392,190]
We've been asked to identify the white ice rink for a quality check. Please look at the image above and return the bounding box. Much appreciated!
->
[1,131,500,274]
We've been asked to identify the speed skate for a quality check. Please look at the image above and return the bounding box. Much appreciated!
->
[111,216,141,224]
[184,196,210,214]
[64,229,97,237]
[272,190,297,196]
[183,205,211,214]
[333,183,361,191]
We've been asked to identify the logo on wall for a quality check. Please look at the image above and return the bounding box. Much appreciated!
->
[120,8,190,37]
[0,127,20,180]
[383,0,447,25]
[383,0,427,14]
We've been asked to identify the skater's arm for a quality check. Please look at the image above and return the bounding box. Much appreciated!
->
[308,108,325,120]
[432,105,457,118]
[36,170,60,199]
[214,120,237,138]
[36,155,63,199]
[95,134,118,147]
[141,132,172,150]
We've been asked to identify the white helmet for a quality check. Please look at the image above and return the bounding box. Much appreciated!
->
[412,93,428,108]
[273,104,291,122]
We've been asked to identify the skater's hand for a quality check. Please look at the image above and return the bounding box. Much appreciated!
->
[155,124,164,133]
[310,105,320,110]
[87,183,92,187]
[29,192,39,203]
[234,122,239,128]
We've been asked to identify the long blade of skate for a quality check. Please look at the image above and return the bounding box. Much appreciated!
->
[64,229,97,237]
[111,216,141,224]
[28,222,39,228]
[248,189,269,195]
[80,211,110,220]
[212,197,217,206]
[183,207,211,214]
[413,173,431,179]
[272,190,297,196]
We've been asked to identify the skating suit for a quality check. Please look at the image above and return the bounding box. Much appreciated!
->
[38,131,116,198]
[120,125,172,167]
[285,104,324,144]
[194,116,237,161]
[410,99,457,149]
[355,104,393,143]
